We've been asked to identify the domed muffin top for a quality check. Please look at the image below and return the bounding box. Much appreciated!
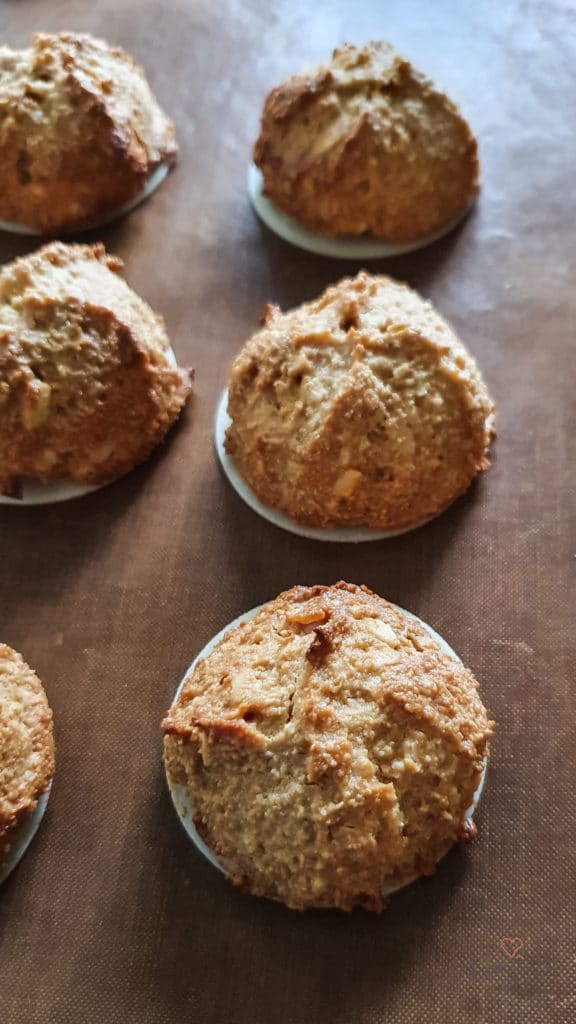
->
[0,242,192,496]
[225,272,494,531]
[163,583,492,911]
[254,41,478,241]
[0,32,177,232]
[0,644,54,863]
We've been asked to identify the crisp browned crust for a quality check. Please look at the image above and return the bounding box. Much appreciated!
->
[225,272,495,531]
[0,644,55,865]
[253,41,478,241]
[0,242,193,495]
[163,582,493,912]
[0,32,177,233]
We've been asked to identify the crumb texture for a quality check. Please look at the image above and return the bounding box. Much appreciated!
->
[254,41,478,241]
[225,272,494,530]
[0,644,54,864]
[0,32,177,232]
[0,242,192,496]
[163,583,493,911]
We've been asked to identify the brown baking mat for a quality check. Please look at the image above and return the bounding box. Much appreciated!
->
[1,1,575,1022]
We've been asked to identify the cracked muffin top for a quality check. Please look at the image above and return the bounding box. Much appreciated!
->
[0,644,54,867]
[253,41,478,242]
[0,32,177,233]
[163,583,492,911]
[0,242,192,497]
[225,272,494,532]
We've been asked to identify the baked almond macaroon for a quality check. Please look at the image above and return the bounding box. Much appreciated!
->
[0,645,54,878]
[163,583,493,912]
[0,32,177,234]
[0,242,192,499]
[222,272,494,534]
[252,41,478,248]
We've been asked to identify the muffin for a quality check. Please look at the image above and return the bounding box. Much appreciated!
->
[224,272,494,532]
[253,41,478,242]
[0,645,55,868]
[0,32,177,233]
[163,582,492,911]
[0,242,193,497]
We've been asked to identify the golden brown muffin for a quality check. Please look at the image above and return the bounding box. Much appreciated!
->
[163,582,493,911]
[225,272,494,531]
[0,645,54,867]
[0,32,177,233]
[0,242,193,497]
[253,41,478,242]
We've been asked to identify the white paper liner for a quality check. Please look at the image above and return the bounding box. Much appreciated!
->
[0,162,170,236]
[165,603,488,898]
[248,164,473,259]
[0,479,103,507]
[0,786,51,885]
[214,389,436,542]
[0,344,179,506]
